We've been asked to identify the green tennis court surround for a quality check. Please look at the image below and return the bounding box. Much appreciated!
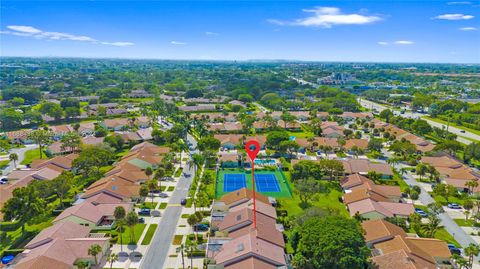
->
[216,168,292,198]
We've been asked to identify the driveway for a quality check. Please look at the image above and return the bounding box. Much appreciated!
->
[381,149,477,248]
[140,134,197,269]
[1,144,38,176]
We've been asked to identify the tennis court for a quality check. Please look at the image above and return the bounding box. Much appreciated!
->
[216,169,292,198]
[255,174,280,192]
[223,173,247,192]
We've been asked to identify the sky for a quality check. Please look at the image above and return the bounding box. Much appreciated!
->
[1,0,479,63]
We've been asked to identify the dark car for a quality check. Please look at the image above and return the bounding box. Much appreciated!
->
[460,130,466,133]
[193,223,209,231]
[138,217,145,223]
[138,208,151,216]
[448,244,461,255]
[180,198,187,206]
[158,193,169,198]
[415,208,428,218]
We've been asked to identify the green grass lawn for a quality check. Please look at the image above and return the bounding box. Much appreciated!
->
[435,228,460,247]
[118,224,146,245]
[287,131,314,139]
[423,116,480,136]
[0,160,9,169]
[140,202,158,209]
[215,168,292,199]
[175,167,183,177]
[159,202,168,209]
[20,149,46,165]
[454,218,475,227]
[167,186,175,192]
[141,224,158,245]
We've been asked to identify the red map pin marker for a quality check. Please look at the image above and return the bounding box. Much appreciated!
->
[245,140,260,161]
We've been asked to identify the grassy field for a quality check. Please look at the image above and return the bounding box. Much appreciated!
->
[435,228,460,247]
[141,224,158,245]
[159,202,168,209]
[172,234,183,245]
[20,149,46,165]
[0,160,9,169]
[215,168,292,198]
[454,218,475,227]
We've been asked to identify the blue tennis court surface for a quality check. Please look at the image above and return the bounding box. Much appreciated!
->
[224,173,246,192]
[255,174,280,192]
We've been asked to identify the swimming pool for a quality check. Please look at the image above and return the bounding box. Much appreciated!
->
[289,136,296,141]
[254,159,276,165]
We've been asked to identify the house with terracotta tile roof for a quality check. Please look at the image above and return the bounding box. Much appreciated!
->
[341,174,402,204]
[214,134,267,150]
[3,129,34,144]
[30,154,78,172]
[208,122,243,133]
[77,122,95,136]
[179,104,216,112]
[101,118,130,131]
[362,219,452,269]
[47,136,104,155]
[219,188,270,207]
[11,221,109,269]
[210,231,287,269]
[421,155,480,193]
[347,198,414,220]
[341,159,393,178]
[53,199,132,229]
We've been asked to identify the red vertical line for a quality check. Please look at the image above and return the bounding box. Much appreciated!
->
[252,161,257,228]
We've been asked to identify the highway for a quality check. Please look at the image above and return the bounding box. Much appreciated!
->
[358,98,479,144]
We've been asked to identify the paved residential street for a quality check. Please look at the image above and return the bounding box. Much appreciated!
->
[0,144,38,176]
[381,149,477,248]
[358,98,478,144]
[139,134,197,269]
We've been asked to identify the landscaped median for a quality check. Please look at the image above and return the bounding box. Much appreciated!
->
[141,224,158,245]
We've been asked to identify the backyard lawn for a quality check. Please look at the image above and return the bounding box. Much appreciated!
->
[20,149,46,165]
[435,228,460,247]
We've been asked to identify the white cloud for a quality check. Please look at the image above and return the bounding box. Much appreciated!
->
[447,1,471,4]
[377,41,389,45]
[171,41,187,45]
[1,25,134,46]
[205,31,219,36]
[433,13,474,20]
[394,40,414,45]
[268,6,382,28]
[459,27,478,31]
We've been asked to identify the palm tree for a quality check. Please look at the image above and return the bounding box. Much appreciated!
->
[465,180,479,195]
[114,206,126,251]
[416,163,427,180]
[180,243,186,269]
[464,243,480,269]
[423,215,441,238]
[126,211,139,244]
[88,244,102,267]
[187,241,198,269]
[27,129,51,159]
[9,153,18,168]
[147,179,158,203]
[75,260,89,269]
[106,252,118,269]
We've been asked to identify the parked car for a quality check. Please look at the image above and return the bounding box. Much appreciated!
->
[139,208,151,216]
[448,203,462,209]
[193,223,209,231]
[415,208,428,218]
[180,198,187,206]
[448,244,461,255]
[138,217,145,224]
[0,177,8,183]
[183,173,191,177]
[460,130,466,133]
[158,193,169,198]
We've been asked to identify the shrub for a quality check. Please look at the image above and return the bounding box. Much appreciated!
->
[0,221,21,231]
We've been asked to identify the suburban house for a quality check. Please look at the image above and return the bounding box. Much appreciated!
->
[290,111,311,121]
[3,130,34,144]
[208,122,243,133]
[341,159,393,179]
[128,89,152,98]
[136,116,151,128]
[179,104,216,112]
[340,112,373,121]
[77,122,95,136]
[362,219,452,269]
[214,134,267,150]
[50,124,74,140]
[341,174,402,204]
[218,153,240,168]
[47,136,104,155]
[207,188,286,269]
[421,155,480,193]
[101,118,130,131]
[53,200,132,229]
[321,122,345,138]
[380,121,435,153]
[347,198,414,220]
[11,221,109,269]
[30,154,78,172]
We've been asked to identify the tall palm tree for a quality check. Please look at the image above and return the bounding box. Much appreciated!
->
[423,215,441,238]
[9,153,18,168]
[126,211,139,244]
[188,241,198,269]
[464,243,480,269]
[88,244,102,267]
[107,252,118,269]
[114,206,126,251]
[465,180,479,195]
